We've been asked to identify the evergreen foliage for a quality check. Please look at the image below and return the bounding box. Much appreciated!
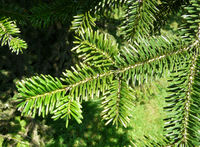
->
[1,0,199,146]
[0,17,27,54]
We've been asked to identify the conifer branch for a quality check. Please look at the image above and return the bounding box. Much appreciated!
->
[9,1,199,145]
[70,11,96,33]
[52,97,83,128]
[121,0,158,40]
[164,51,200,146]
[182,54,197,144]
[16,75,65,117]
[0,17,27,54]
[72,29,118,67]
[101,79,135,127]
[179,0,200,42]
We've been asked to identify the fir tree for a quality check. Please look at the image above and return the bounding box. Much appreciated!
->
[0,0,199,146]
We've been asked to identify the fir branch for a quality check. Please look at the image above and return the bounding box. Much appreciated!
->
[101,79,135,127]
[72,29,118,67]
[164,53,200,146]
[62,37,198,101]
[52,97,83,128]
[15,34,199,130]
[16,75,65,117]
[0,17,27,54]
[120,0,159,41]
[11,1,200,144]
[70,11,96,33]
[179,0,200,42]
[182,54,198,144]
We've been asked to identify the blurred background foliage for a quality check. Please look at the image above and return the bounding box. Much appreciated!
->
[0,0,180,146]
